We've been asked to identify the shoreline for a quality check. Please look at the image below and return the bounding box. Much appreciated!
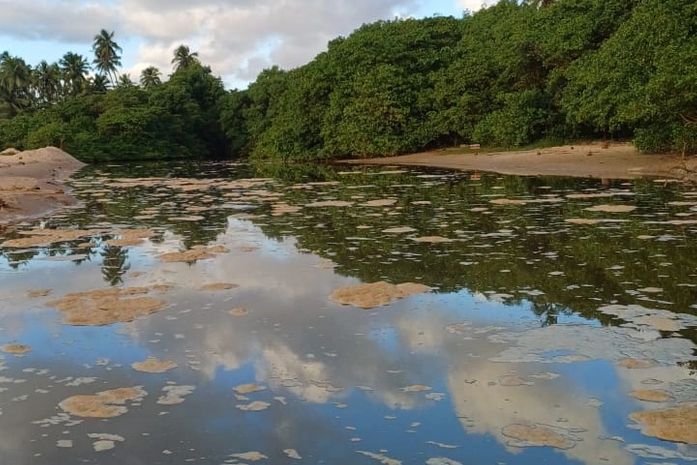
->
[0,147,86,227]
[341,142,696,181]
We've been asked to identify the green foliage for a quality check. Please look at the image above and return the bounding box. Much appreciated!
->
[220,0,695,161]
[562,0,697,151]
[0,63,227,161]
[2,2,696,162]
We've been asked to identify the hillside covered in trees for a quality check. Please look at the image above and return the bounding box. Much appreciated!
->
[1,0,696,162]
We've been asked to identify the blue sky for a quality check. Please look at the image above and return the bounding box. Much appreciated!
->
[0,0,489,88]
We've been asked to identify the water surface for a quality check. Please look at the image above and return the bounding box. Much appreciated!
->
[1,161,696,465]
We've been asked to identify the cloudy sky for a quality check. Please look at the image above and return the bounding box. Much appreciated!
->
[0,0,496,88]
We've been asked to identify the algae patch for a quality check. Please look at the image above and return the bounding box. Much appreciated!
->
[59,386,147,418]
[1,343,31,355]
[630,405,697,444]
[131,357,178,374]
[501,423,576,449]
[330,281,430,309]
[47,286,169,326]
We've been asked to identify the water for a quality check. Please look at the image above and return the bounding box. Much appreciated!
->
[0,161,696,465]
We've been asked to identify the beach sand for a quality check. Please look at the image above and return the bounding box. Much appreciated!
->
[0,147,85,226]
[342,142,696,181]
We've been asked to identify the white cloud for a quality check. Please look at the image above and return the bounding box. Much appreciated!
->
[0,0,422,87]
[457,0,497,13]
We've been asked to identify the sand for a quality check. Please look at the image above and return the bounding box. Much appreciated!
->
[342,143,696,181]
[330,281,431,309]
[0,147,85,225]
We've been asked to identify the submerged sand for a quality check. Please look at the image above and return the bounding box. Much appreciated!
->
[0,147,85,225]
[342,143,696,181]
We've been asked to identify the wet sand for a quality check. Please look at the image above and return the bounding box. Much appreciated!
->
[0,147,85,226]
[342,142,696,180]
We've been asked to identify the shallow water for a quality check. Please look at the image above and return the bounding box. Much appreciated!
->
[1,161,696,465]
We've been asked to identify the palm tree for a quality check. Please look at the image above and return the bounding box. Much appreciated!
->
[92,29,122,85]
[139,66,162,89]
[91,74,109,93]
[116,73,135,88]
[59,52,90,96]
[33,60,62,105]
[172,45,199,72]
[0,53,32,114]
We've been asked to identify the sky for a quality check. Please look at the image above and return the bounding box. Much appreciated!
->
[0,0,496,88]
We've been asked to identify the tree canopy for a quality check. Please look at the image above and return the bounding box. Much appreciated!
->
[1,0,695,162]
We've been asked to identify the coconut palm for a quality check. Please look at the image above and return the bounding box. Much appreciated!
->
[92,29,122,85]
[0,53,33,114]
[59,52,90,96]
[139,66,162,89]
[33,60,62,104]
[172,45,199,72]
[116,73,135,88]
[91,74,109,93]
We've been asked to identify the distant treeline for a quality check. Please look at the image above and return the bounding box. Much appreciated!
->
[1,0,696,162]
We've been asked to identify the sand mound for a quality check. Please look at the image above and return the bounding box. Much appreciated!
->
[630,405,697,443]
[47,285,170,326]
[59,386,146,418]
[330,281,430,309]
[0,176,38,191]
[0,146,84,169]
[131,357,177,373]
[501,423,576,449]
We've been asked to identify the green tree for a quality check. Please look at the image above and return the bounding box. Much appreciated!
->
[0,53,32,115]
[92,29,122,86]
[140,66,162,89]
[59,52,90,97]
[90,74,109,93]
[33,60,62,105]
[172,45,199,72]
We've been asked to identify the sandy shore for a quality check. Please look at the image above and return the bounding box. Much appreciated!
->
[342,142,696,181]
[0,147,85,226]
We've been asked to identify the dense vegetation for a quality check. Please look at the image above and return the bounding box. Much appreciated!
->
[1,0,696,162]
[0,37,227,161]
